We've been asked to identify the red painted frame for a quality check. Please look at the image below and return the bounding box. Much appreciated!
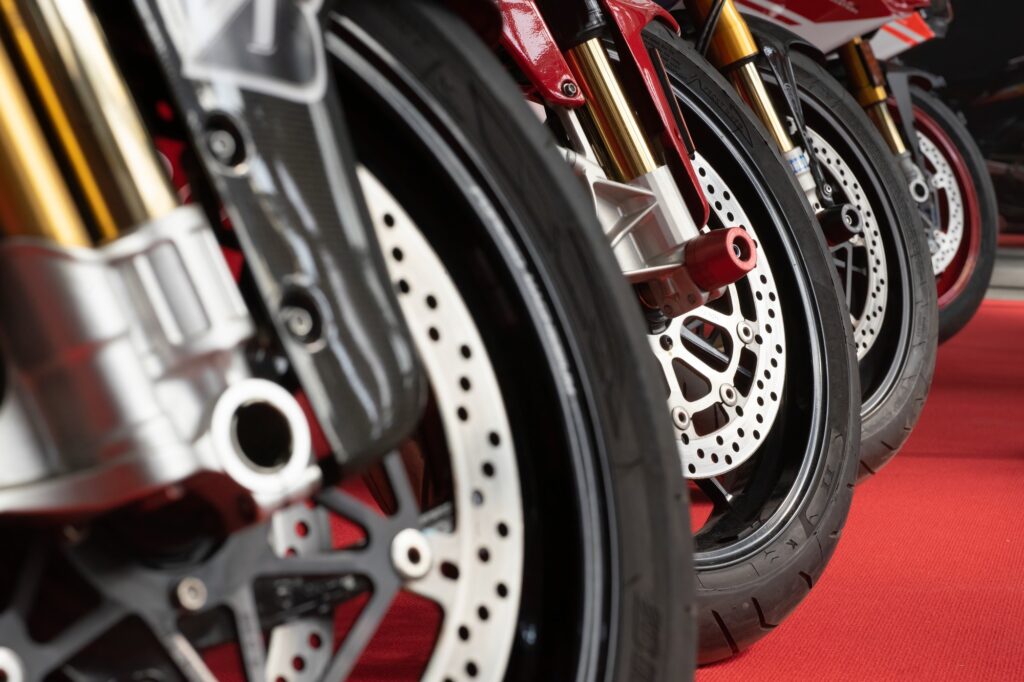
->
[498,0,710,226]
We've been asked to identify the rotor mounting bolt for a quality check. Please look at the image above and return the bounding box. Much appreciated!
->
[737,322,755,344]
[561,80,579,97]
[720,384,738,406]
[671,407,690,430]
[391,528,433,580]
[175,577,208,612]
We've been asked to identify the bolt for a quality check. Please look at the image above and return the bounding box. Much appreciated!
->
[720,384,738,406]
[391,528,432,580]
[207,129,236,162]
[671,407,690,430]
[660,335,673,351]
[282,305,315,339]
[175,577,208,612]
[821,182,833,197]
[737,321,755,344]
[561,80,579,97]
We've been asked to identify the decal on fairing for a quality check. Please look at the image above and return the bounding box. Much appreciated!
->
[737,0,905,53]
[869,12,935,60]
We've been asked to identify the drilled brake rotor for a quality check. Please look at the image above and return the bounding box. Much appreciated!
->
[652,153,787,480]
[806,128,888,360]
[917,131,964,276]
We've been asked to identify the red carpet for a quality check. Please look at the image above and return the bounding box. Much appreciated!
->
[699,299,1024,682]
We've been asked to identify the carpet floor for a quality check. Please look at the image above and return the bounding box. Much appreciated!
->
[698,299,1024,681]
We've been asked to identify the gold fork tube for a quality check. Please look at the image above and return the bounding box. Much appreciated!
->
[686,0,759,70]
[730,61,795,154]
[2,0,177,239]
[838,37,907,155]
[565,37,659,181]
[0,36,90,246]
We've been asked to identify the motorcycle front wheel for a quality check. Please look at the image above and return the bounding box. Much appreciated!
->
[0,2,693,681]
[327,2,696,679]
[646,30,861,665]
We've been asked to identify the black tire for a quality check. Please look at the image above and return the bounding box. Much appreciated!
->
[908,86,998,343]
[330,3,694,679]
[756,49,938,481]
[647,30,860,665]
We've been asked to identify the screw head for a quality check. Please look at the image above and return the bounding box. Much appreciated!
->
[671,407,690,430]
[720,384,738,406]
[175,577,208,612]
[561,80,579,97]
[391,528,432,580]
[737,322,755,344]
[660,335,674,351]
[282,306,315,339]
[821,182,833,197]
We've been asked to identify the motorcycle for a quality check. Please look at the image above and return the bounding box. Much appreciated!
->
[495,0,861,664]
[0,0,694,679]
[737,0,996,345]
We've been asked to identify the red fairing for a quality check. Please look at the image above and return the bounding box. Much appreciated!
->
[883,0,930,12]
[499,1,585,107]
[601,0,710,224]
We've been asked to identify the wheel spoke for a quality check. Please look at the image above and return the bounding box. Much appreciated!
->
[695,477,734,511]
[322,575,402,680]
[47,602,125,664]
[229,587,268,681]
[11,542,46,616]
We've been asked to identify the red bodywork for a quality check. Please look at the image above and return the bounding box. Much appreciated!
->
[499,0,709,225]
[499,1,585,107]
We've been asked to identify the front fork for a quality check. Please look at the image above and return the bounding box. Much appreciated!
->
[505,0,757,321]
[0,0,421,515]
[685,0,863,246]
[838,37,932,205]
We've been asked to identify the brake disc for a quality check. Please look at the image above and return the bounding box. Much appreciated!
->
[652,153,787,479]
[0,170,525,682]
[807,128,889,360]
[917,130,964,276]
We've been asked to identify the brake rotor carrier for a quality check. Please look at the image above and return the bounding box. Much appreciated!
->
[917,130,964,276]
[653,153,787,479]
[807,128,888,359]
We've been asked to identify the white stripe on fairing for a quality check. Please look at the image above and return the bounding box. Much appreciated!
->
[738,0,807,25]
[884,20,926,44]
[870,29,909,60]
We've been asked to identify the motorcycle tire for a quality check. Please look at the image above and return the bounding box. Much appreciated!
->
[757,50,938,481]
[901,86,998,343]
[644,28,860,665]
[328,2,696,679]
